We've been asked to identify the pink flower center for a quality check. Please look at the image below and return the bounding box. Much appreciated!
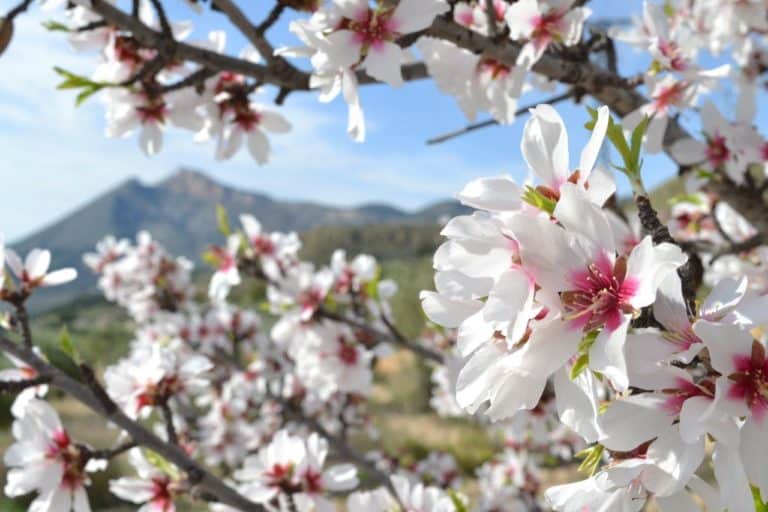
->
[303,468,324,494]
[477,58,511,79]
[234,110,262,132]
[705,134,730,168]
[136,101,168,125]
[150,477,174,511]
[338,343,359,366]
[561,253,638,332]
[252,236,275,256]
[337,7,398,51]
[657,39,688,71]
[662,377,714,415]
[650,81,687,116]
[728,340,768,422]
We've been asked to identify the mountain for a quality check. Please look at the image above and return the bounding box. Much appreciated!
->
[12,169,469,311]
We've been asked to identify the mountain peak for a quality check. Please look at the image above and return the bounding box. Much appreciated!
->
[161,168,222,196]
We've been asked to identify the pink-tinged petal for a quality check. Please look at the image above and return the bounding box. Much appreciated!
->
[693,320,754,375]
[361,41,405,88]
[215,125,244,161]
[483,268,534,344]
[588,316,630,390]
[578,105,609,175]
[599,393,673,451]
[258,111,291,134]
[515,319,581,377]
[555,183,616,255]
[505,0,539,41]
[139,122,163,156]
[4,249,23,279]
[26,249,51,280]
[557,6,590,46]
[712,442,754,512]
[508,213,585,292]
[645,115,668,154]
[457,176,522,212]
[322,29,362,68]
[711,376,751,419]
[521,103,570,188]
[391,0,449,34]
[485,369,546,421]
[246,129,270,165]
[625,236,686,309]
[455,344,506,412]
[456,309,495,357]
[41,268,77,287]
[700,276,748,321]
[642,430,704,496]
[655,492,700,512]
[553,367,601,443]
[584,165,616,206]
[333,0,369,22]
[419,291,482,329]
[740,419,768,500]
[654,273,692,335]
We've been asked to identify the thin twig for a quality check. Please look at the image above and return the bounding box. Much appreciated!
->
[256,3,286,34]
[88,441,138,460]
[147,0,172,36]
[427,89,576,145]
[160,400,179,445]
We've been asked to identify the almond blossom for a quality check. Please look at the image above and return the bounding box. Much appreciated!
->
[308,0,449,87]
[505,0,591,69]
[109,448,178,512]
[6,248,77,290]
[4,399,97,512]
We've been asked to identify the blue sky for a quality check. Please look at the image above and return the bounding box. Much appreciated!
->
[0,0,718,241]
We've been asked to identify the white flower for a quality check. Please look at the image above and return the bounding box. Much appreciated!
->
[6,248,77,289]
[4,399,95,512]
[109,448,177,512]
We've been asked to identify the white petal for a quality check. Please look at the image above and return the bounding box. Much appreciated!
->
[362,41,405,88]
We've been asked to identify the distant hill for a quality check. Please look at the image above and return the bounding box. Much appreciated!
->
[12,169,468,311]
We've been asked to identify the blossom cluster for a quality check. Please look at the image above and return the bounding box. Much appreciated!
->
[422,102,768,511]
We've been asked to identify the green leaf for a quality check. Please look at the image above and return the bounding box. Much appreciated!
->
[605,117,632,173]
[448,490,469,512]
[59,327,77,361]
[578,330,599,354]
[753,486,768,512]
[41,345,82,382]
[42,20,71,32]
[53,67,110,106]
[569,353,589,380]
[143,449,179,478]
[629,115,651,171]
[363,266,381,301]
[522,185,557,215]
[76,86,101,106]
[216,204,231,237]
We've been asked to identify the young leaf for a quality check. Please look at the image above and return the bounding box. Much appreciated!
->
[41,345,82,382]
[569,353,589,380]
[59,326,78,361]
[42,20,71,32]
[216,204,231,236]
